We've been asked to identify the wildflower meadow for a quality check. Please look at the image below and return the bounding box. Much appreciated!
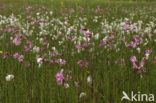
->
[0,0,156,103]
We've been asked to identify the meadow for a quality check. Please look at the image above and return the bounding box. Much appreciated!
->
[0,0,156,103]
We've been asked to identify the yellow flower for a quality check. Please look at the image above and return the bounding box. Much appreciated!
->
[0,50,2,54]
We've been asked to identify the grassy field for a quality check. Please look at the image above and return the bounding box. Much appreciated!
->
[0,0,156,103]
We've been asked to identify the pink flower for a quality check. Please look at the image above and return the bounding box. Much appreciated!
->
[144,49,152,60]
[74,81,80,87]
[56,71,64,85]
[13,53,24,62]
[140,61,144,67]
[77,60,88,68]
[137,69,141,74]
[134,26,138,32]
[109,34,115,39]
[69,8,75,14]
[131,56,137,63]
[133,35,141,43]
[27,40,32,49]
[148,34,152,39]
[142,68,146,72]
[1,52,8,59]
[78,6,84,13]
[13,35,21,45]
[125,20,130,25]
[86,31,92,38]
[42,42,48,46]
[75,45,82,49]
[145,49,152,54]
[6,27,11,32]
[77,60,83,68]
[25,7,30,12]
[85,62,88,68]
[154,57,156,64]
[40,48,45,51]
[24,46,29,52]
[79,28,87,33]
[59,59,66,66]
[125,43,132,47]
[13,53,19,59]
[24,61,30,67]
[83,42,89,47]
[121,58,125,65]
[132,62,139,70]
[131,41,137,48]
[18,55,24,62]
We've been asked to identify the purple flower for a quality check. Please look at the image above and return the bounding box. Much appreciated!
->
[131,56,137,63]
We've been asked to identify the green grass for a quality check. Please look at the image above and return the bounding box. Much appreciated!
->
[0,0,156,103]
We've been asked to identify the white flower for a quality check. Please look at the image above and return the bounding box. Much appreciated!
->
[95,33,99,40]
[37,57,43,68]
[79,92,86,98]
[6,74,14,81]
[136,47,141,53]
[49,11,53,15]
[145,53,149,59]
[64,83,69,88]
[153,29,156,34]
[36,12,40,15]
[38,63,42,68]
[87,75,92,84]
[52,47,56,51]
[37,57,43,63]
[33,46,40,53]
